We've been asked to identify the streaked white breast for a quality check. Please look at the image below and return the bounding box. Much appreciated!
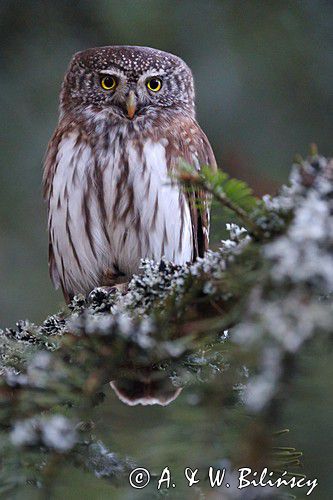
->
[49,130,193,295]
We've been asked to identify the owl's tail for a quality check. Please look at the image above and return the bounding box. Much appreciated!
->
[110,374,182,406]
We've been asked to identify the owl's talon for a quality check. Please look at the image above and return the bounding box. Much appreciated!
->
[87,286,117,303]
[88,284,128,303]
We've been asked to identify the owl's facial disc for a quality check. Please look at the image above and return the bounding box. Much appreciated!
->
[61,46,196,120]
[98,70,158,120]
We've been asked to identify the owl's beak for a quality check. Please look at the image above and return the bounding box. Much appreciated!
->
[126,90,137,119]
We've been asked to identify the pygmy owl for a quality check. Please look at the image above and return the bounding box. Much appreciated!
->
[43,46,216,405]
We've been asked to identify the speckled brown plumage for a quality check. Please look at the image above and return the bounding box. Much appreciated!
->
[43,45,217,406]
[43,45,216,305]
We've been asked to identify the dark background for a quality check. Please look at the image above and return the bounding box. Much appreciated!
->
[0,1,332,498]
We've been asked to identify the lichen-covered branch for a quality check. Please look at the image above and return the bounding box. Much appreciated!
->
[1,153,332,497]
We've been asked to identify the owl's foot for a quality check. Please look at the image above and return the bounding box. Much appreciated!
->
[88,283,128,304]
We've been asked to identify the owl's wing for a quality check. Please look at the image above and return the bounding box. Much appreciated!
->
[43,123,73,299]
[166,119,217,259]
[43,128,62,291]
[48,240,61,289]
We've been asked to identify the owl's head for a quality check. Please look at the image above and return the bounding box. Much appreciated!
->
[60,46,195,122]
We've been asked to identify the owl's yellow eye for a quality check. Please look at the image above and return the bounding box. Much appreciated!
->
[100,75,117,91]
[146,77,162,92]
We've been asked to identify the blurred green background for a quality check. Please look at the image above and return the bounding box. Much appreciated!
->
[1,1,332,498]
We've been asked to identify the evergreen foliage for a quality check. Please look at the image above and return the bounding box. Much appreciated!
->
[1,152,332,497]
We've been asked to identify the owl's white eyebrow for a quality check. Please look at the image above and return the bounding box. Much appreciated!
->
[137,71,165,85]
[99,69,123,76]
[141,70,165,78]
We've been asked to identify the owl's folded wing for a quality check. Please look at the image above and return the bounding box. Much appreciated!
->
[166,120,217,259]
[48,240,61,289]
[43,128,63,291]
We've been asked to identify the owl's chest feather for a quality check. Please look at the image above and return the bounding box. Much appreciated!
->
[49,131,193,295]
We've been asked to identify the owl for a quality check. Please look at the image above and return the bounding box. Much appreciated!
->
[43,45,216,405]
